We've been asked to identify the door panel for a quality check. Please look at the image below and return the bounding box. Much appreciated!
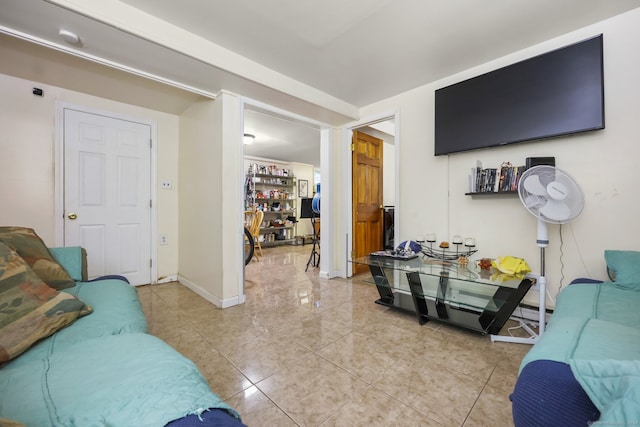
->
[352,130,384,275]
[64,109,151,285]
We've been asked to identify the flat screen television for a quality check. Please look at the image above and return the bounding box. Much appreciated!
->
[434,34,604,156]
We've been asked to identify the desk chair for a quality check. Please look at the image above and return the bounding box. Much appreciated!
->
[247,210,264,260]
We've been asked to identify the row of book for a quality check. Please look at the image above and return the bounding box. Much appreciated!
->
[469,162,526,193]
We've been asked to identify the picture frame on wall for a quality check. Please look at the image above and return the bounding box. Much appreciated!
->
[298,180,308,198]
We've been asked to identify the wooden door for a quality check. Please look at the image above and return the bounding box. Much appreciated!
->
[64,108,152,285]
[352,130,383,274]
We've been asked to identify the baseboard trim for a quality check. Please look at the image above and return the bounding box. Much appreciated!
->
[511,305,553,324]
[156,274,178,284]
[176,275,242,308]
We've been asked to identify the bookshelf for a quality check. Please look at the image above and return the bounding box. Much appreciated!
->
[467,161,525,196]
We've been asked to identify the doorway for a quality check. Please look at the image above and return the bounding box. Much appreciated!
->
[241,102,324,279]
[57,104,156,286]
[348,116,397,277]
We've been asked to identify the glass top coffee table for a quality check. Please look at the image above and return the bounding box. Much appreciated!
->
[351,255,534,335]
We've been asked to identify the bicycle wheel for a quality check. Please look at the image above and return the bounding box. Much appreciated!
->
[244,226,254,266]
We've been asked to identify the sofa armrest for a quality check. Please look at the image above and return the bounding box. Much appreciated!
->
[49,246,88,282]
[512,360,599,426]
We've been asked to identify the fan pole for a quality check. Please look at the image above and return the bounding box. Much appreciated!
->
[536,217,548,337]
[491,218,548,344]
[538,247,546,337]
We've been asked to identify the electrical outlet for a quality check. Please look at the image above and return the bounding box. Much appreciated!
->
[160,234,168,245]
[161,180,172,190]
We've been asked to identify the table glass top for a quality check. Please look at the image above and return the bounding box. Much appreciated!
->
[351,255,535,314]
[351,255,527,289]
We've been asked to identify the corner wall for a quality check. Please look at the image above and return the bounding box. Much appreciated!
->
[178,99,224,302]
[356,8,640,307]
[178,93,244,307]
[0,73,180,281]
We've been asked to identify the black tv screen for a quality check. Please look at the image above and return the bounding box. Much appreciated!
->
[434,34,604,156]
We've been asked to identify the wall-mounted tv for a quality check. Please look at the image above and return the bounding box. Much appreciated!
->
[434,34,604,156]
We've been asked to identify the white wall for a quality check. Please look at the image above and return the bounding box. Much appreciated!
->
[355,9,640,307]
[383,141,396,208]
[178,99,225,302]
[179,93,244,307]
[0,73,180,281]
[291,162,316,236]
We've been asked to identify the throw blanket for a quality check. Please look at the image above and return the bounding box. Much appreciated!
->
[0,333,240,426]
[9,279,148,366]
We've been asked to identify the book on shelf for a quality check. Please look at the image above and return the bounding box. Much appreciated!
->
[468,162,525,193]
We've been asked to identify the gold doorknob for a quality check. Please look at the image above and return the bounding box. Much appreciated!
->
[68,213,77,220]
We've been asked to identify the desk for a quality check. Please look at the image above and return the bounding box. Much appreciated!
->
[351,255,533,335]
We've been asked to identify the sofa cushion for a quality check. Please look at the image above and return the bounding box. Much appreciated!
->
[10,277,147,365]
[48,246,86,282]
[520,282,640,371]
[544,282,640,328]
[0,333,241,426]
[604,250,640,286]
[0,242,92,364]
[0,227,75,290]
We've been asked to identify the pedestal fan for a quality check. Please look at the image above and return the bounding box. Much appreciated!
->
[494,165,585,344]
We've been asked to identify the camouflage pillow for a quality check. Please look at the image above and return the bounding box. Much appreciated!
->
[0,242,92,364]
[0,227,75,290]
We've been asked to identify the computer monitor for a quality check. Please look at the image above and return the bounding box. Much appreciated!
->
[300,198,315,218]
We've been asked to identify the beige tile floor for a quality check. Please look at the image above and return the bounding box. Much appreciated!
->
[137,245,533,427]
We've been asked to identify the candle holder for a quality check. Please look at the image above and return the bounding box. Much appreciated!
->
[425,233,436,251]
[452,235,463,257]
[420,236,477,262]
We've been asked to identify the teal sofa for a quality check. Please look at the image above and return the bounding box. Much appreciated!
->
[0,240,243,427]
[512,250,640,426]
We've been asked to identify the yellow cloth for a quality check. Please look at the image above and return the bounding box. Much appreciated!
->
[491,271,527,282]
[491,256,531,275]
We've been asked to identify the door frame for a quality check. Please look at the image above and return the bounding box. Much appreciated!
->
[239,97,333,279]
[343,109,400,278]
[53,101,158,283]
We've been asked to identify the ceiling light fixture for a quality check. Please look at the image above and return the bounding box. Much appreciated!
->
[58,28,82,46]
[243,133,255,145]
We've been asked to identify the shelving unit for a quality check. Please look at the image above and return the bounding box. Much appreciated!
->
[467,161,525,195]
[245,170,297,246]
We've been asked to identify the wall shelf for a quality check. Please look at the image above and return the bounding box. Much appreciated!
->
[465,191,517,197]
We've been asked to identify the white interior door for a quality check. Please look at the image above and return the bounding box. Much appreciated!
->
[63,108,151,285]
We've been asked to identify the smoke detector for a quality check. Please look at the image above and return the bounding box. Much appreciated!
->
[58,28,82,46]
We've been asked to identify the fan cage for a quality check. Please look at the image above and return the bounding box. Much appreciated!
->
[518,166,585,224]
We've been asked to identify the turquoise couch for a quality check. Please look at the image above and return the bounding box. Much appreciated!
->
[512,250,640,426]
[0,246,243,426]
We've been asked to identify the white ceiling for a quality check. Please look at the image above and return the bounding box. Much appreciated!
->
[243,107,322,167]
[119,0,640,106]
[1,0,639,167]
